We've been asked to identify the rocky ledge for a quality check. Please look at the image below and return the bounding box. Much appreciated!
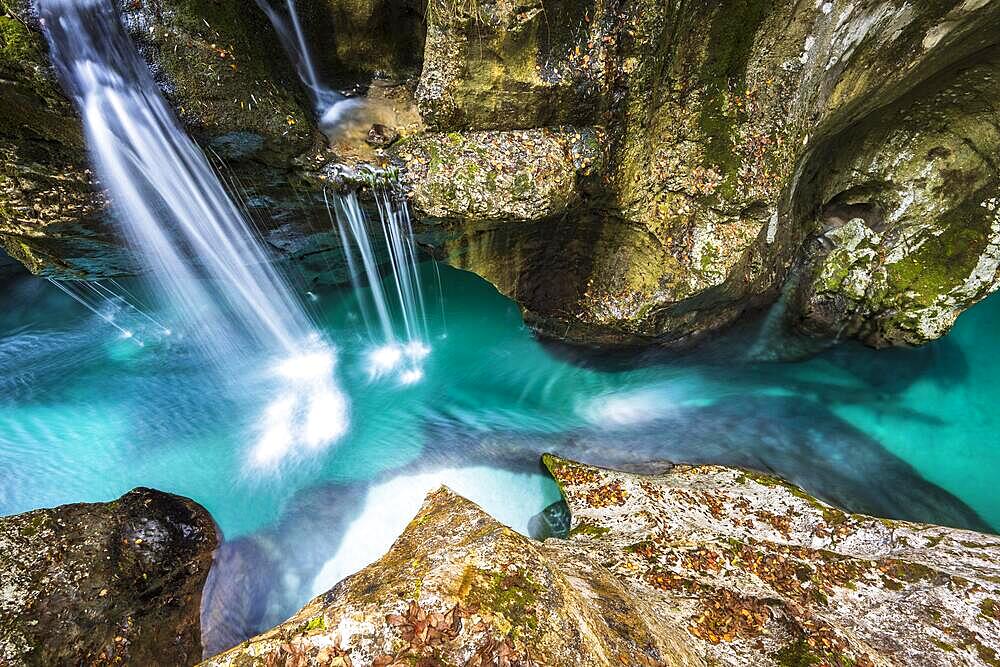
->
[202,456,1000,666]
[0,487,218,666]
[4,0,1000,351]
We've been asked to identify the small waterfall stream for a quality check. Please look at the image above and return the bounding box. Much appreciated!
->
[39,0,348,467]
[253,0,361,130]
[328,186,430,383]
[255,0,437,382]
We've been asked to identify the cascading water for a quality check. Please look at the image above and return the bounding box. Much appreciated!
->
[253,0,361,131]
[327,183,431,383]
[253,0,437,383]
[39,0,348,467]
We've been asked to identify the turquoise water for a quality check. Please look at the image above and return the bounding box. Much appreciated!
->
[1,260,998,651]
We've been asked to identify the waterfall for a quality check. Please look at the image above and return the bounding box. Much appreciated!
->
[252,0,436,383]
[39,0,348,467]
[253,0,361,131]
[328,186,431,384]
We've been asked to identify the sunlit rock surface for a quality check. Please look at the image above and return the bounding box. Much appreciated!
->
[546,455,1000,666]
[406,0,1000,348]
[201,486,701,666]
[201,456,1000,666]
[0,487,217,665]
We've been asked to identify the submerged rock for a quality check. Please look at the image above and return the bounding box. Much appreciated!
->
[201,456,1000,666]
[0,487,218,665]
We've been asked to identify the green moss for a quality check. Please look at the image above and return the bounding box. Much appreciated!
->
[471,567,543,640]
[303,616,325,632]
[886,213,987,304]
[697,0,770,196]
[568,521,610,537]
[773,639,822,666]
[981,598,999,621]
[930,638,956,653]
[0,15,38,70]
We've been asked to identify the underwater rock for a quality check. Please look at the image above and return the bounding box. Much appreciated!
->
[0,487,218,665]
[201,458,1000,666]
[545,455,1000,666]
[201,485,701,666]
[526,499,571,540]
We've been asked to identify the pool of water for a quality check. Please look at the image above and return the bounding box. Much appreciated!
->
[1,260,998,653]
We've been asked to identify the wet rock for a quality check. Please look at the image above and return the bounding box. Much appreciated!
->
[545,455,1000,666]
[789,46,1000,347]
[201,486,702,666]
[526,499,571,540]
[0,487,218,665]
[0,1,117,278]
[366,123,400,147]
[120,0,318,163]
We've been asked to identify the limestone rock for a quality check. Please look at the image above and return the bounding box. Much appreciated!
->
[201,486,702,666]
[790,46,1000,347]
[545,455,1000,666]
[392,127,603,222]
[120,0,317,162]
[407,0,1000,348]
[202,456,1000,666]
[0,487,218,666]
[417,0,609,130]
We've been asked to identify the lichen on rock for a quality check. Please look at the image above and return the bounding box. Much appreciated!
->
[545,454,1000,667]
[201,486,701,666]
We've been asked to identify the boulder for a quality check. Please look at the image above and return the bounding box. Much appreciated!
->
[0,487,219,665]
[200,455,1000,666]
[546,454,1000,666]
[201,486,701,666]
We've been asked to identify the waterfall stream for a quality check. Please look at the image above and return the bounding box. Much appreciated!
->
[39,0,348,466]
[253,0,361,130]
[329,188,431,383]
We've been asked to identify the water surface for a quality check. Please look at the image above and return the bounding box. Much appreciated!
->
[1,261,996,652]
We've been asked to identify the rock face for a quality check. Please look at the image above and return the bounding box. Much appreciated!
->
[202,486,702,666]
[0,1,112,277]
[546,455,1000,666]
[201,457,1000,666]
[4,0,1000,350]
[0,487,219,666]
[0,0,322,279]
[120,0,317,162]
[404,0,1000,348]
